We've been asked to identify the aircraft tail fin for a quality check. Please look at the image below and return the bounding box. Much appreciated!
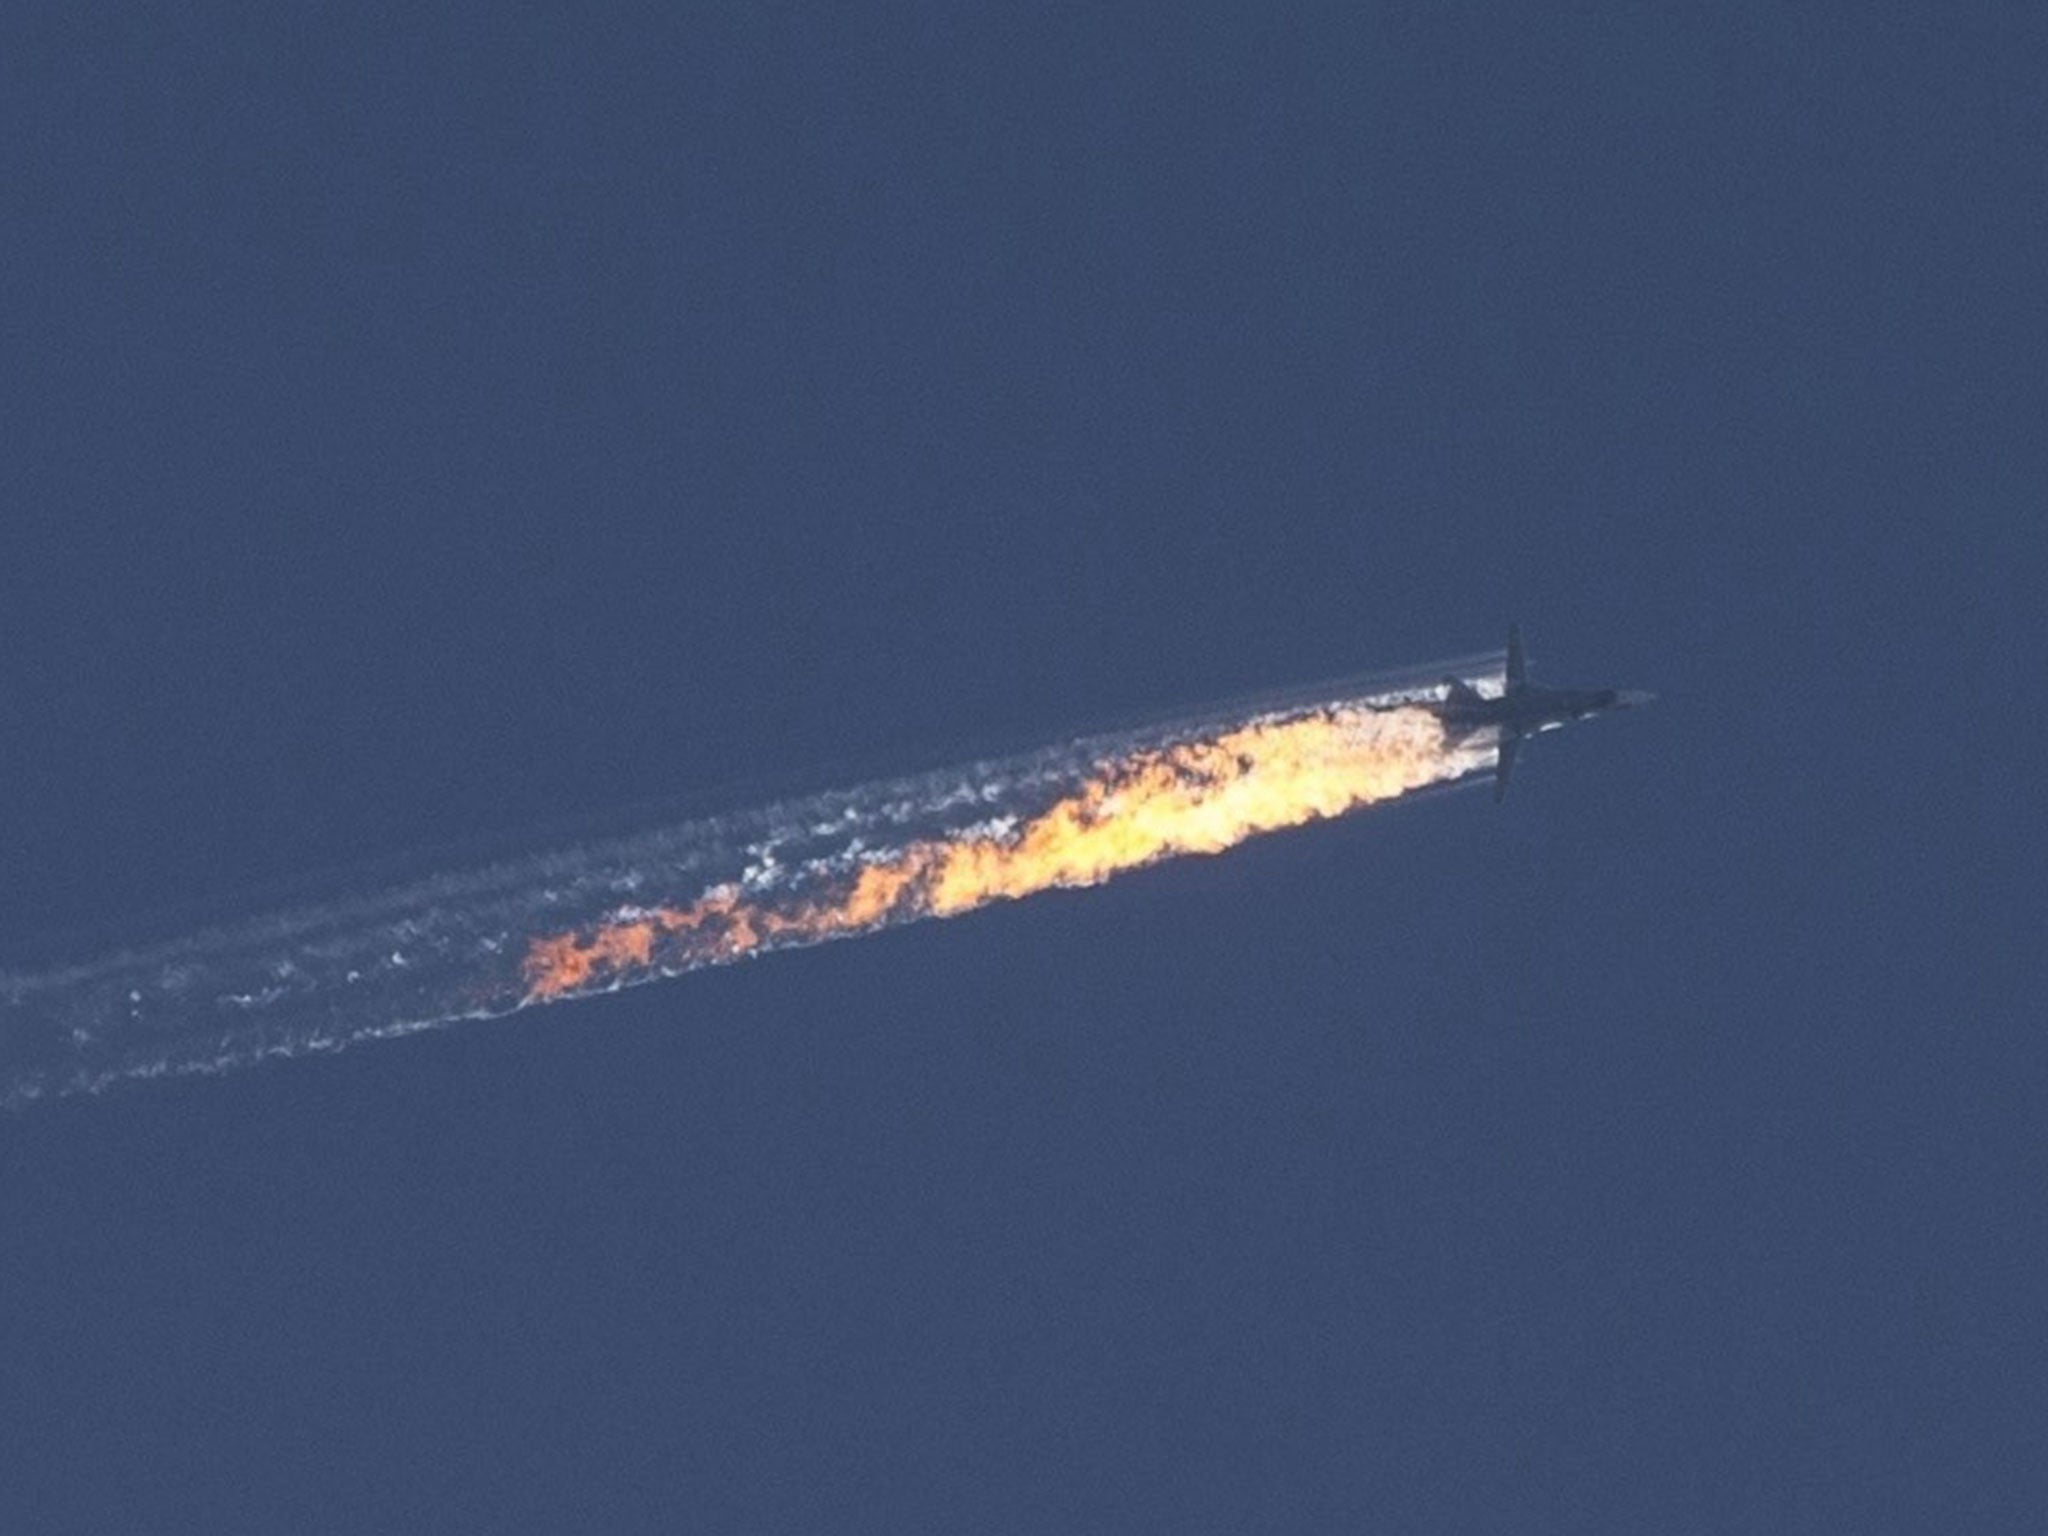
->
[1506,624,1527,692]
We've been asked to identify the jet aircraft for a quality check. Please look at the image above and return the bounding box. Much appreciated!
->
[1410,626,1650,801]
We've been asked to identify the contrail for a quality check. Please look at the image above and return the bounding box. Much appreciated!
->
[2,655,1502,1107]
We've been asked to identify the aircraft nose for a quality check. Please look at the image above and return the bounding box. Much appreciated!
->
[1616,689,1655,708]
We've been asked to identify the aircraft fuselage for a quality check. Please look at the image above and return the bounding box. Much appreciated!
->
[1395,626,1649,800]
[1434,685,1635,745]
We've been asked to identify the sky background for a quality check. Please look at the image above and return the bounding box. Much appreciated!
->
[3,4,2043,1531]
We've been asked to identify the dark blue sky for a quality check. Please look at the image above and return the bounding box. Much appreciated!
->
[3,5,2042,1530]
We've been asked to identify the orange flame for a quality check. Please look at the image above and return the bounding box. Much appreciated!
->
[521,704,1465,1002]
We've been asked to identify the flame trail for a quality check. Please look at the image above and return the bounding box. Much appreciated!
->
[521,703,1485,1002]
[3,665,1499,1106]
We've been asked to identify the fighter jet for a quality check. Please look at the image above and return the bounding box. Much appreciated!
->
[1423,625,1651,801]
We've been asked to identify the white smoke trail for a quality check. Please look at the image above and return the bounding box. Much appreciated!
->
[2,656,1500,1107]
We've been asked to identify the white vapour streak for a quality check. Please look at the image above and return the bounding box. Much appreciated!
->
[3,655,1501,1108]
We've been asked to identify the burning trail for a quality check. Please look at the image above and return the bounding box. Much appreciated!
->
[2,660,1501,1106]
[523,705,1481,999]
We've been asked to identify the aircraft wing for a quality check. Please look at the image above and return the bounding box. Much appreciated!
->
[1494,734,1518,802]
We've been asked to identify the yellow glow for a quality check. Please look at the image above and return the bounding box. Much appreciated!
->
[522,704,1459,1001]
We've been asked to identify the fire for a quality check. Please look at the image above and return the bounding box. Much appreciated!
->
[521,704,1460,1001]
